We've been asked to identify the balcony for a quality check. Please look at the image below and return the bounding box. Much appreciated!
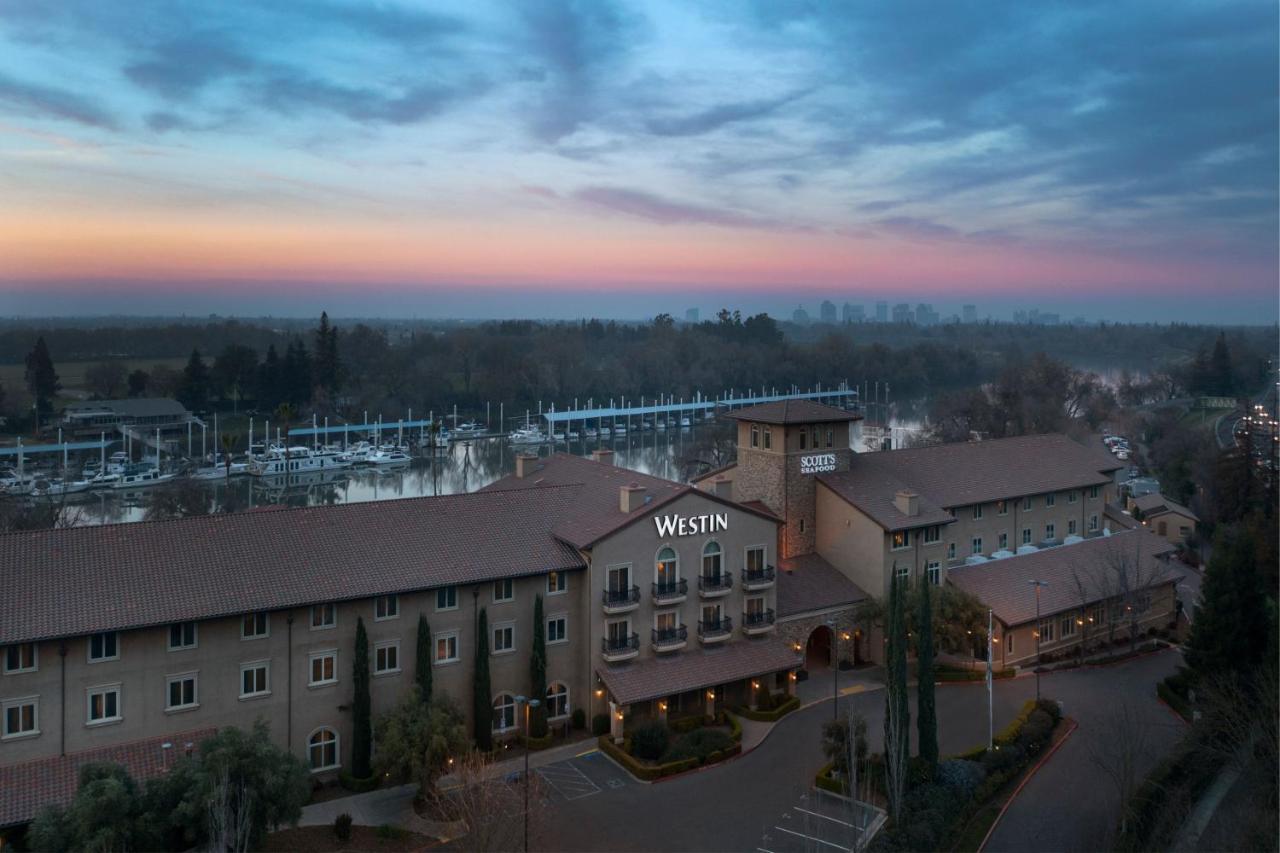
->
[741,564,776,591]
[601,633,639,662]
[698,571,733,598]
[652,578,688,605]
[697,617,733,644]
[742,608,776,636]
[651,625,688,653]
[601,585,640,615]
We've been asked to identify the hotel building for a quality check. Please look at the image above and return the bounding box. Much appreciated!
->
[0,401,1180,828]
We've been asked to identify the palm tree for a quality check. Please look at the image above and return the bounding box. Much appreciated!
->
[274,402,297,448]
[219,432,238,479]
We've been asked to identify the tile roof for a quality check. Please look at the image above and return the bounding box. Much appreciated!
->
[819,433,1119,530]
[1132,493,1199,522]
[63,397,190,418]
[725,399,860,425]
[946,530,1179,626]
[0,489,586,646]
[817,472,957,532]
[482,453,777,548]
[598,640,802,705]
[0,728,217,828]
[777,553,869,617]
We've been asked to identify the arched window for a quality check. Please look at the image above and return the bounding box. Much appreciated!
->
[492,693,516,733]
[308,727,339,771]
[656,547,678,586]
[702,541,722,579]
[546,682,569,720]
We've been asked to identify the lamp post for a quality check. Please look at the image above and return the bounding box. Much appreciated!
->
[515,695,541,853]
[1027,580,1049,701]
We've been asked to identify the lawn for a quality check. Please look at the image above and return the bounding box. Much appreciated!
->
[0,358,188,397]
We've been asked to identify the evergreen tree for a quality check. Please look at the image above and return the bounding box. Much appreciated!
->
[177,348,210,411]
[282,339,312,405]
[1209,332,1235,397]
[474,608,493,750]
[352,617,372,778]
[23,336,60,426]
[416,614,433,704]
[1186,525,1267,678]
[530,594,548,738]
[916,578,938,774]
[127,369,149,397]
[257,344,282,409]
[883,572,910,804]
[314,312,341,395]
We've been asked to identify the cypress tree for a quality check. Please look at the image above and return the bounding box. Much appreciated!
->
[23,336,61,426]
[474,608,493,750]
[916,577,938,774]
[416,614,432,704]
[883,573,910,804]
[530,594,548,738]
[1186,525,1266,678]
[352,617,372,778]
[178,348,210,411]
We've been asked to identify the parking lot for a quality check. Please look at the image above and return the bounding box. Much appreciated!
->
[536,749,632,803]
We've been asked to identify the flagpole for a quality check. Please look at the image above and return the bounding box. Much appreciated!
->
[987,608,994,751]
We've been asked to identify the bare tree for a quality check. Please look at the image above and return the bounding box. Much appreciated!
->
[428,752,551,852]
[882,684,908,821]
[1086,701,1157,838]
[207,769,253,853]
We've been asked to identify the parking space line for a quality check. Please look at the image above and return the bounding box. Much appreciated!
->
[771,825,850,851]
[537,762,601,801]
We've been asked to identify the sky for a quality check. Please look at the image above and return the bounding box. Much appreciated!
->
[0,0,1276,323]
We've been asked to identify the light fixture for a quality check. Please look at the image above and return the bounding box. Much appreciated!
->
[706,689,715,699]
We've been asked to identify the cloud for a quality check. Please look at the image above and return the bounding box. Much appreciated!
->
[0,72,117,129]
[644,89,812,137]
[874,216,959,241]
[256,74,483,125]
[572,186,785,230]
[124,33,252,98]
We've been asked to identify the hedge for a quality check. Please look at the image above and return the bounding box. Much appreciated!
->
[520,732,554,750]
[734,694,800,722]
[934,667,1016,683]
[1156,677,1192,723]
[814,761,845,796]
[598,735,701,781]
[339,772,379,793]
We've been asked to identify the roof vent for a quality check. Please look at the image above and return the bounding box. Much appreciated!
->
[591,449,615,466]
[893,490,919,517]
[620,482,647,513]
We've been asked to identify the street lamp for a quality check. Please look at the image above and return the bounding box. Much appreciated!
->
[1027,580,1049,701]
[515,695,541,853]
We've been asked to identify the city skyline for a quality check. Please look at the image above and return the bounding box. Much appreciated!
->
[0,1,1276,324]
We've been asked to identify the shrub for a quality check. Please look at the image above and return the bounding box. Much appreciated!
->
[671,714,709,734]
[571,708,586,730]
[663,728,735,764]
[982,743,1025,774]
[1016,710,1054,753]
[755,684,775,711]
[591,713,610,736]
[630,721,670,761]
[936,759,986,797]
[339,772,379,793]
[375,824,408,840]
[333,813,353,843]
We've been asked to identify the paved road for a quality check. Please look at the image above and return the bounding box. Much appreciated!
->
[539,653,1182,852]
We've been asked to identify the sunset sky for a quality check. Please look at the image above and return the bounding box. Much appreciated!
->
[0,1,1276,322]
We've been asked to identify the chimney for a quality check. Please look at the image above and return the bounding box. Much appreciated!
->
[894,490,919,517]
[620,482,647,513]
[515,453,538,479]
[591,449,615,465]
[712,475,733,500]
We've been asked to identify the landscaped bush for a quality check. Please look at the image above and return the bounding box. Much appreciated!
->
[375,824,408,840]
[734,693,800,722]
[630,721,670,761]
[571,708,586,730]
[935,759,986,797]
[339,771,379,793]
[1016,709,1055,753]
[598,736,700,781]
[662,728,735,764]
[671,714,711,734]
[521,732,553,750]
[333,813,353,842]
[591,713,610,736]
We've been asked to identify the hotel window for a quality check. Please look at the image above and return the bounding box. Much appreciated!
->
[435,632,459,665]
[493,579,514,603]
[546,682,570,720]
[311,604,337,630]
[547,571,567,595]
[4,643,37,674]
[972,504,983,520]
[971,537,983,555]
[374,640,400,675]
[86,684,122,725]
[1038,619,1055,643]
[1005,633,1014,655]
[996,500,1008,516]
[606,564,631,600]
[702,602,723,627]
[763,426,772,450]
[168,622,197,651]
[547,614,568,644]
[492,622,515,655]
[702,541,723,579]
[890,530,910,550]
[1060,615,1077,638]
[436,586,458,611]
[606,619,632,649]
[998,533,1008,550]
[750,424,759,448]
[1068,519,1077,535]
[655,611,679,634]
[1089,514,1099,532]
[1023,496,1033,511]
[1068,491,1078,504]
[492,694,516,733]
[947,542,956,560]
[656,547,679,587]
[2,696,37,739]
[1045,493,1056,508]
[923,526,940,545]
[1045,523,1056,540]
[241,613,269,640]
[745,597,767,618]
[308,728,339,771]
[88,632,119,662]
[1089,485,1100,499]
[1089,604,1106,626]
[799,428,808,450]
[309,650,338,687]
[746,546,766,575]
[240,661,270,698]
[165,673,198,711]
[1022,528,1032,545]
[926,561,941,586]
[894,564,910,581]
[825,428,834,448]
[375,594,399,621]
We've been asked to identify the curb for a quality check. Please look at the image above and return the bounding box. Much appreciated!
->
[977,717,1079,853]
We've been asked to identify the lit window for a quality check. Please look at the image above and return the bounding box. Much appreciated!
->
[309,728,339,771]
[4,643,37,674]
[241,613,269,640]
[656,547,679,587]
[546,682,570,720]
[891,531,910,550]
[436,586,458,611]
[492,693,516,732]
[88,632,119,662]
[374,641,400,675]
[166,673,198,711]
[309,651,338,686]
[86,684,121,725]
[311,604,337,630]
[240,661,270,698]
[492,623,515,655]
[547,571,567,595]
[435,632,459,665]
[547,615,568,644]
[168,623,197,651]
[493,579,514,603]
[2,697,38,739]
[996,500,1008,516]
[374,595,399,621]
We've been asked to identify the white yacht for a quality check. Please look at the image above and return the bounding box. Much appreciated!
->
[111,465,176,489]
[599,425,611,436]
[366,448,412,466]
[249,446,352,477]
[31,477,92,497]
[655,419,667,431]
[680,416,692,428]
[190,461,249,481]
[510,426,549,445]
[453,421,485,437]
[106,452,131,474]
[613,422,627,435]
[584,426,598,438]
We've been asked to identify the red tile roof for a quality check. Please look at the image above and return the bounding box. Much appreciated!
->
[598,640,802,705]
[0,489,586,645]
[820,433,1118,530]
[946,530,1179,625]
[1132,493,1199,523]
[777,553,869,617]
[725,399,861,425]
[0,728,217,827]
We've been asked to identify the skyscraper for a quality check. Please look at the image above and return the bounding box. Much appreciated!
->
[875,301,888,322]
[842,302,865,323]
[792,305,811,324]
[962,304,978,323]
[684,307,699,323]
[819,300,837,324]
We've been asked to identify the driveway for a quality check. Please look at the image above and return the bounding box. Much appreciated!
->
[540,650,1183,852]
